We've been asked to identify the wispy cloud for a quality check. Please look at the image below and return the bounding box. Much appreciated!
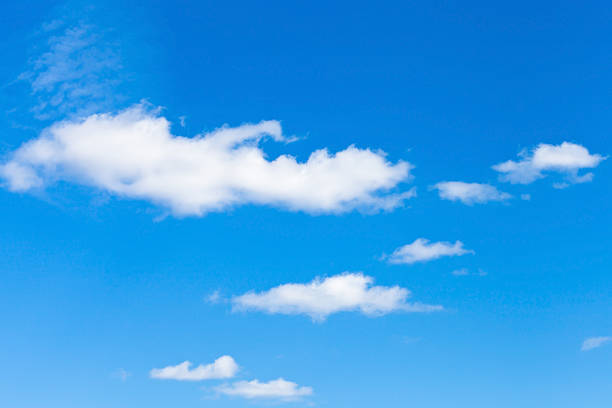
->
[451,268,487,277]
[111,368,131,382]
[150,356,238,381]
[493,142,606,186]
[216,378,313,401]
[0,105,415,216]
[432,181,511,205]
[19,22,123,119]
[581,337,612,351]
[232,272,441,321]
[386,238,474,265]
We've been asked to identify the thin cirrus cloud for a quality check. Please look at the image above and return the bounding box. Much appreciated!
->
[492,142,606,186]
[432,181,512,205]
[150,355,238,381]
[18,22,123,119]
[581,337,612,351]
[231,272,442,321]
[0,105,415,217]
[386,238,474,265]
[216,378,313,401]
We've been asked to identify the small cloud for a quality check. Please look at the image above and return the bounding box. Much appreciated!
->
[451,268,469,276]
[552,182,570,190]
[431,181,512,205]
[581,337,612,351]
[206,290,223,304]
[216,378,313,401]
[451,268,487,277]
[112,368,131,382]
[520,193,531,201]
[493,142,606,186]
[178,115,186,127]
[232,272,442,322]
[150,355,238,381]
[386,238,474,265]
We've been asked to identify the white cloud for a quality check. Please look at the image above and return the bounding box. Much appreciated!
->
[386,238,474,265]
[581,337,612,351]
[432,181,512,205]
[493,142,606,186]
[0,105,415,216]
[19,23,122,119]
[150,355,238,381]
[216,378,313,400]
[232,272,441,321]
[206,290,223,304]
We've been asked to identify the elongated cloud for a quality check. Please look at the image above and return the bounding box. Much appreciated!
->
[0,105,414,216]
[150,355,238,381]
[581,337,612,351]
[387,238,473,264]
[432,181,511,205]
[216,378,313,400]
[232,272,441,321]
[493,142,606,185]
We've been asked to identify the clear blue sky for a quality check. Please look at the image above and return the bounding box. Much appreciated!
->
[1,1,611,407]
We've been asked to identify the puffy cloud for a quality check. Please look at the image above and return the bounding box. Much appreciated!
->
[432,181,512,205]
[493,142,606,185]
[216,378,313,400]
[0,105,414,216]
[386,238,474,265]
[581,337,612,351]
[232,272,441,321]
[150,355,238,381]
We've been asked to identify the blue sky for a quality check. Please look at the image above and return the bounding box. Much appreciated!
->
[1,1,611,407]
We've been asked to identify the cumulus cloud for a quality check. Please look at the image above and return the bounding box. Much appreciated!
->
[581,337,612,351]
[493,142,606,186]
[232,272,441,321]
[432,181,512,205]
[216,378,313,400]
[150,355,238,381]
[0,105,415,216]
[386,238,474,265]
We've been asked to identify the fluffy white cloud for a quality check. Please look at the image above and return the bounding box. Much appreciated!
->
[232,272,441,321]
[216,378,313,400]
[387,238,474,264]
[581,337,612,351]
[0,105,415,216]
[432,181,512,204]
[150,355,238,381]
[493,142,606,185]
